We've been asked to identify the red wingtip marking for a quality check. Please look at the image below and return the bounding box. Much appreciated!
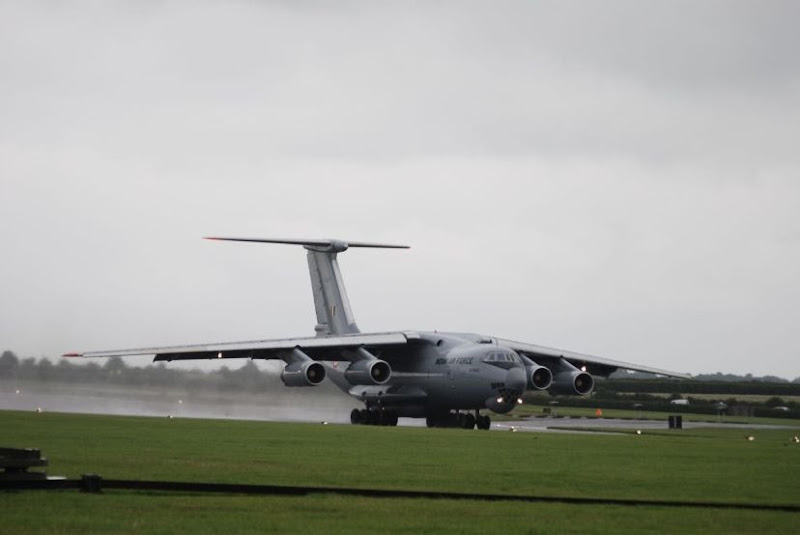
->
[62,352,83,358]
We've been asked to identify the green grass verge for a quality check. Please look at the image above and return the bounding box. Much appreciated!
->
[3,492,799,535]
[3,410,800,534]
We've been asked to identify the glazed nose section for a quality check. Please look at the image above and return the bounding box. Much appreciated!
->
[485,366,527,414]
[505,366,527,393]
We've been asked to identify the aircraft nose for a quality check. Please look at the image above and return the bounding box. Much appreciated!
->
[505,366,527,394]
[485,366,529,414]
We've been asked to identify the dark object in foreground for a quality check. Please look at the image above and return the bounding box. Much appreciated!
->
[1,474,797,513]
[0,448,50,481]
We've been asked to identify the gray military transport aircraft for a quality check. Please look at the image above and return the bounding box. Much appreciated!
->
[66,237,690,430]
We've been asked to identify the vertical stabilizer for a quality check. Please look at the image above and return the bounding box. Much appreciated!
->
[307,249,359,336]
[204,237,409,337]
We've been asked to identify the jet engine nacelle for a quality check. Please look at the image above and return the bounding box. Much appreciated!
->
[548,359,594,395]
[527,364,553,390]
[281,360,327,387]
[549,370,593,395]
[344,358,392,386]
[519,355,553,390]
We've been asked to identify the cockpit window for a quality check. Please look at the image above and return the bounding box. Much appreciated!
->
[485,352,519,363]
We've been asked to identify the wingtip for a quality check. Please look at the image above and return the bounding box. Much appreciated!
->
[62,352,83,358]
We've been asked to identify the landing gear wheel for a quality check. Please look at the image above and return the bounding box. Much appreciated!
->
[350,408,362,425]
[387,411,399,427]
[476,414,491,430]
[455,413,466,428]
[378,411,390,426]
[463,414,476,429]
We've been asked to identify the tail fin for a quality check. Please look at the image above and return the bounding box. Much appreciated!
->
[205,237,409,336]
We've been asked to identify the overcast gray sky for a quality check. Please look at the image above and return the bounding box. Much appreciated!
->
[1,1,798,379]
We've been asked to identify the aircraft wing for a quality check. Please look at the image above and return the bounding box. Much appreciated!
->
[64,332,411,362]
[496,338,691,379]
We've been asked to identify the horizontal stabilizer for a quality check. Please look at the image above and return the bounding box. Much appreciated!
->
[204,237,409,252]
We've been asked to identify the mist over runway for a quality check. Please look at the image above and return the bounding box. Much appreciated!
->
[1,381,359,425]
[4,381,794,433]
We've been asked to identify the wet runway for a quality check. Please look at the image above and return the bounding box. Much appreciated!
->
[2,383,796,432]
[494,416,796,433]
[0,382,356,424]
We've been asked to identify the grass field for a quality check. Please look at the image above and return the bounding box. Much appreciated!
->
[3,410,799,534]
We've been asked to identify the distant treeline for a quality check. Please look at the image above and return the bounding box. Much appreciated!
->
[598,378,800,397]
[0,351,276,393]
[523,394,800,419]
[609,370,800,384]
[522,376,800,419]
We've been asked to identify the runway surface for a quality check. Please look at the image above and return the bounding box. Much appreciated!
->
[2,382,796,432]
[494,416,795,434]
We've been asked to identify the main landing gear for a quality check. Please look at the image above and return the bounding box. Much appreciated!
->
[350,408,399,426]
[425,410,491,430]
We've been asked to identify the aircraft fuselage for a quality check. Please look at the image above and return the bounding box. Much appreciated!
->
[326,331,529,419]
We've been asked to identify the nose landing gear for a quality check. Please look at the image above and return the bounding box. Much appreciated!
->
[475,411,491,430]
